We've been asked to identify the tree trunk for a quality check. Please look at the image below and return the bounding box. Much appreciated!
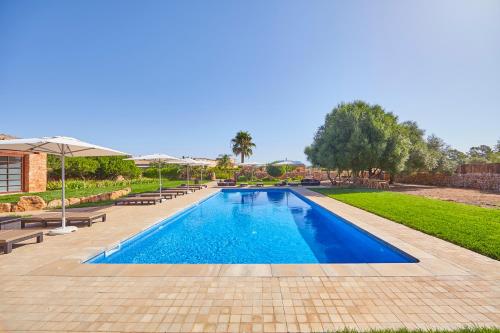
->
[241,155,244,164]
[326,169,335,186]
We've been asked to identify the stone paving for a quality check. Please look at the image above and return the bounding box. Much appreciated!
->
[0,185,499,332]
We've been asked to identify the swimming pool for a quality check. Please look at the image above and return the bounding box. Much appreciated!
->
[88,189,417,264]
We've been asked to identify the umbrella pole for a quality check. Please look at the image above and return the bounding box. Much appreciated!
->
[187,165,191,193]
[158,161,162,201]
[61,149,66,229]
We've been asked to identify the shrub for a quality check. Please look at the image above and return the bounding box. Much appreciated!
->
[142,165,182,180]
[46,178,158,190]
[96,156,141,179]
[266,164,286,178]
[238,175,248,182]
[214,170,231,179]
[47,156,141,180]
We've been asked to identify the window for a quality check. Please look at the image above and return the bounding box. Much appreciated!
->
[0,156,23,193]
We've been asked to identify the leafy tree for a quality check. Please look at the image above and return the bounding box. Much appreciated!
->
[447,149,468,167]
[305,101,410,182]
[48,156,99,180]
[469,145,493,159]
[95,156,141,179]
[231,131,256,163]
[65,157,99,180]
[425,135,463,174]
[142,164,182,180]
[216,154,234,179]
[488,152,500,163]
[495,139,500,153]
[266,164,286,178]
[216,154,232,169]
[400,121,430,173]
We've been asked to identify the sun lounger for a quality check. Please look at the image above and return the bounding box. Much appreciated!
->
[0,216,21,230]
[255,182,264,187]
[0,229,43,254]
[132,192,176,199]
[288,182,300,187]
[239,183,249,187]
[217,180,236,187]
[274,181,287,186]
[178,185,203,190]
[21,212,107,228]
[177,186,199,191]
[115,196,162,205]
[301,178,321,186]
[182,183,207,188]
[156,189,188,195]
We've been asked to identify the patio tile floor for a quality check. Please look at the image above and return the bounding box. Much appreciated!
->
[0,185,498,332]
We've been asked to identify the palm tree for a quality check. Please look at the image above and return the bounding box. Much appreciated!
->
[231,131,256,163]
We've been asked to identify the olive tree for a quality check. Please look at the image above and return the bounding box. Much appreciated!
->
[305,101,410,183]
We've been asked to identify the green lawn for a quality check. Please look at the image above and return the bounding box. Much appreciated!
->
[0,179,202,206]
[312,188,500,260]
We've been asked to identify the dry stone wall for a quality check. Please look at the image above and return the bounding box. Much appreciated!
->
[0,187,131,212]
[395,173,500,192]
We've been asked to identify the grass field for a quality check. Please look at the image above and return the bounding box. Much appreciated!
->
[312,188,500,260]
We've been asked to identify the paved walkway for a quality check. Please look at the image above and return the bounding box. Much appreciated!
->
[0,186,499,332]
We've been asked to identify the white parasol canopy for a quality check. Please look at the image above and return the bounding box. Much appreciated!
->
[273,159,304,167]
[238,162,264,181]
[192,159,211,183]
[161,157,201,193]
[0,136,127,235]
[126,154,181,199]
[274,159,304,178]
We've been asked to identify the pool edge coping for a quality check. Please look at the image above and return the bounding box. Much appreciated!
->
[26,186,476,278]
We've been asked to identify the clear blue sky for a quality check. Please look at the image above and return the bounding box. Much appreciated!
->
[1,0,499,162]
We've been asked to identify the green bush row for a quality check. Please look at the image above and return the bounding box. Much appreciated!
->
[48,156,141,180]
[46,178,158,190]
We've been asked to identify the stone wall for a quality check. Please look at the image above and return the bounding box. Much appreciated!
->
[0,187,131,212]
[395,173,500,192]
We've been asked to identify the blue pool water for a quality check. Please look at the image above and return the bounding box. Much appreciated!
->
[88,189,417,264]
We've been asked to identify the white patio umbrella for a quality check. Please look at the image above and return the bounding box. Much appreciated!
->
[126,154,181,200]
[162,157,200,193]
[238,161,264,181]
[194,160,211,183]
[274,159,304,178]
[0,136,126,235]
[181,158,201,191]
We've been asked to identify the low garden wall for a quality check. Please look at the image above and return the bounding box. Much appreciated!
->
[0,187,131,213]
[395,173,500,192]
